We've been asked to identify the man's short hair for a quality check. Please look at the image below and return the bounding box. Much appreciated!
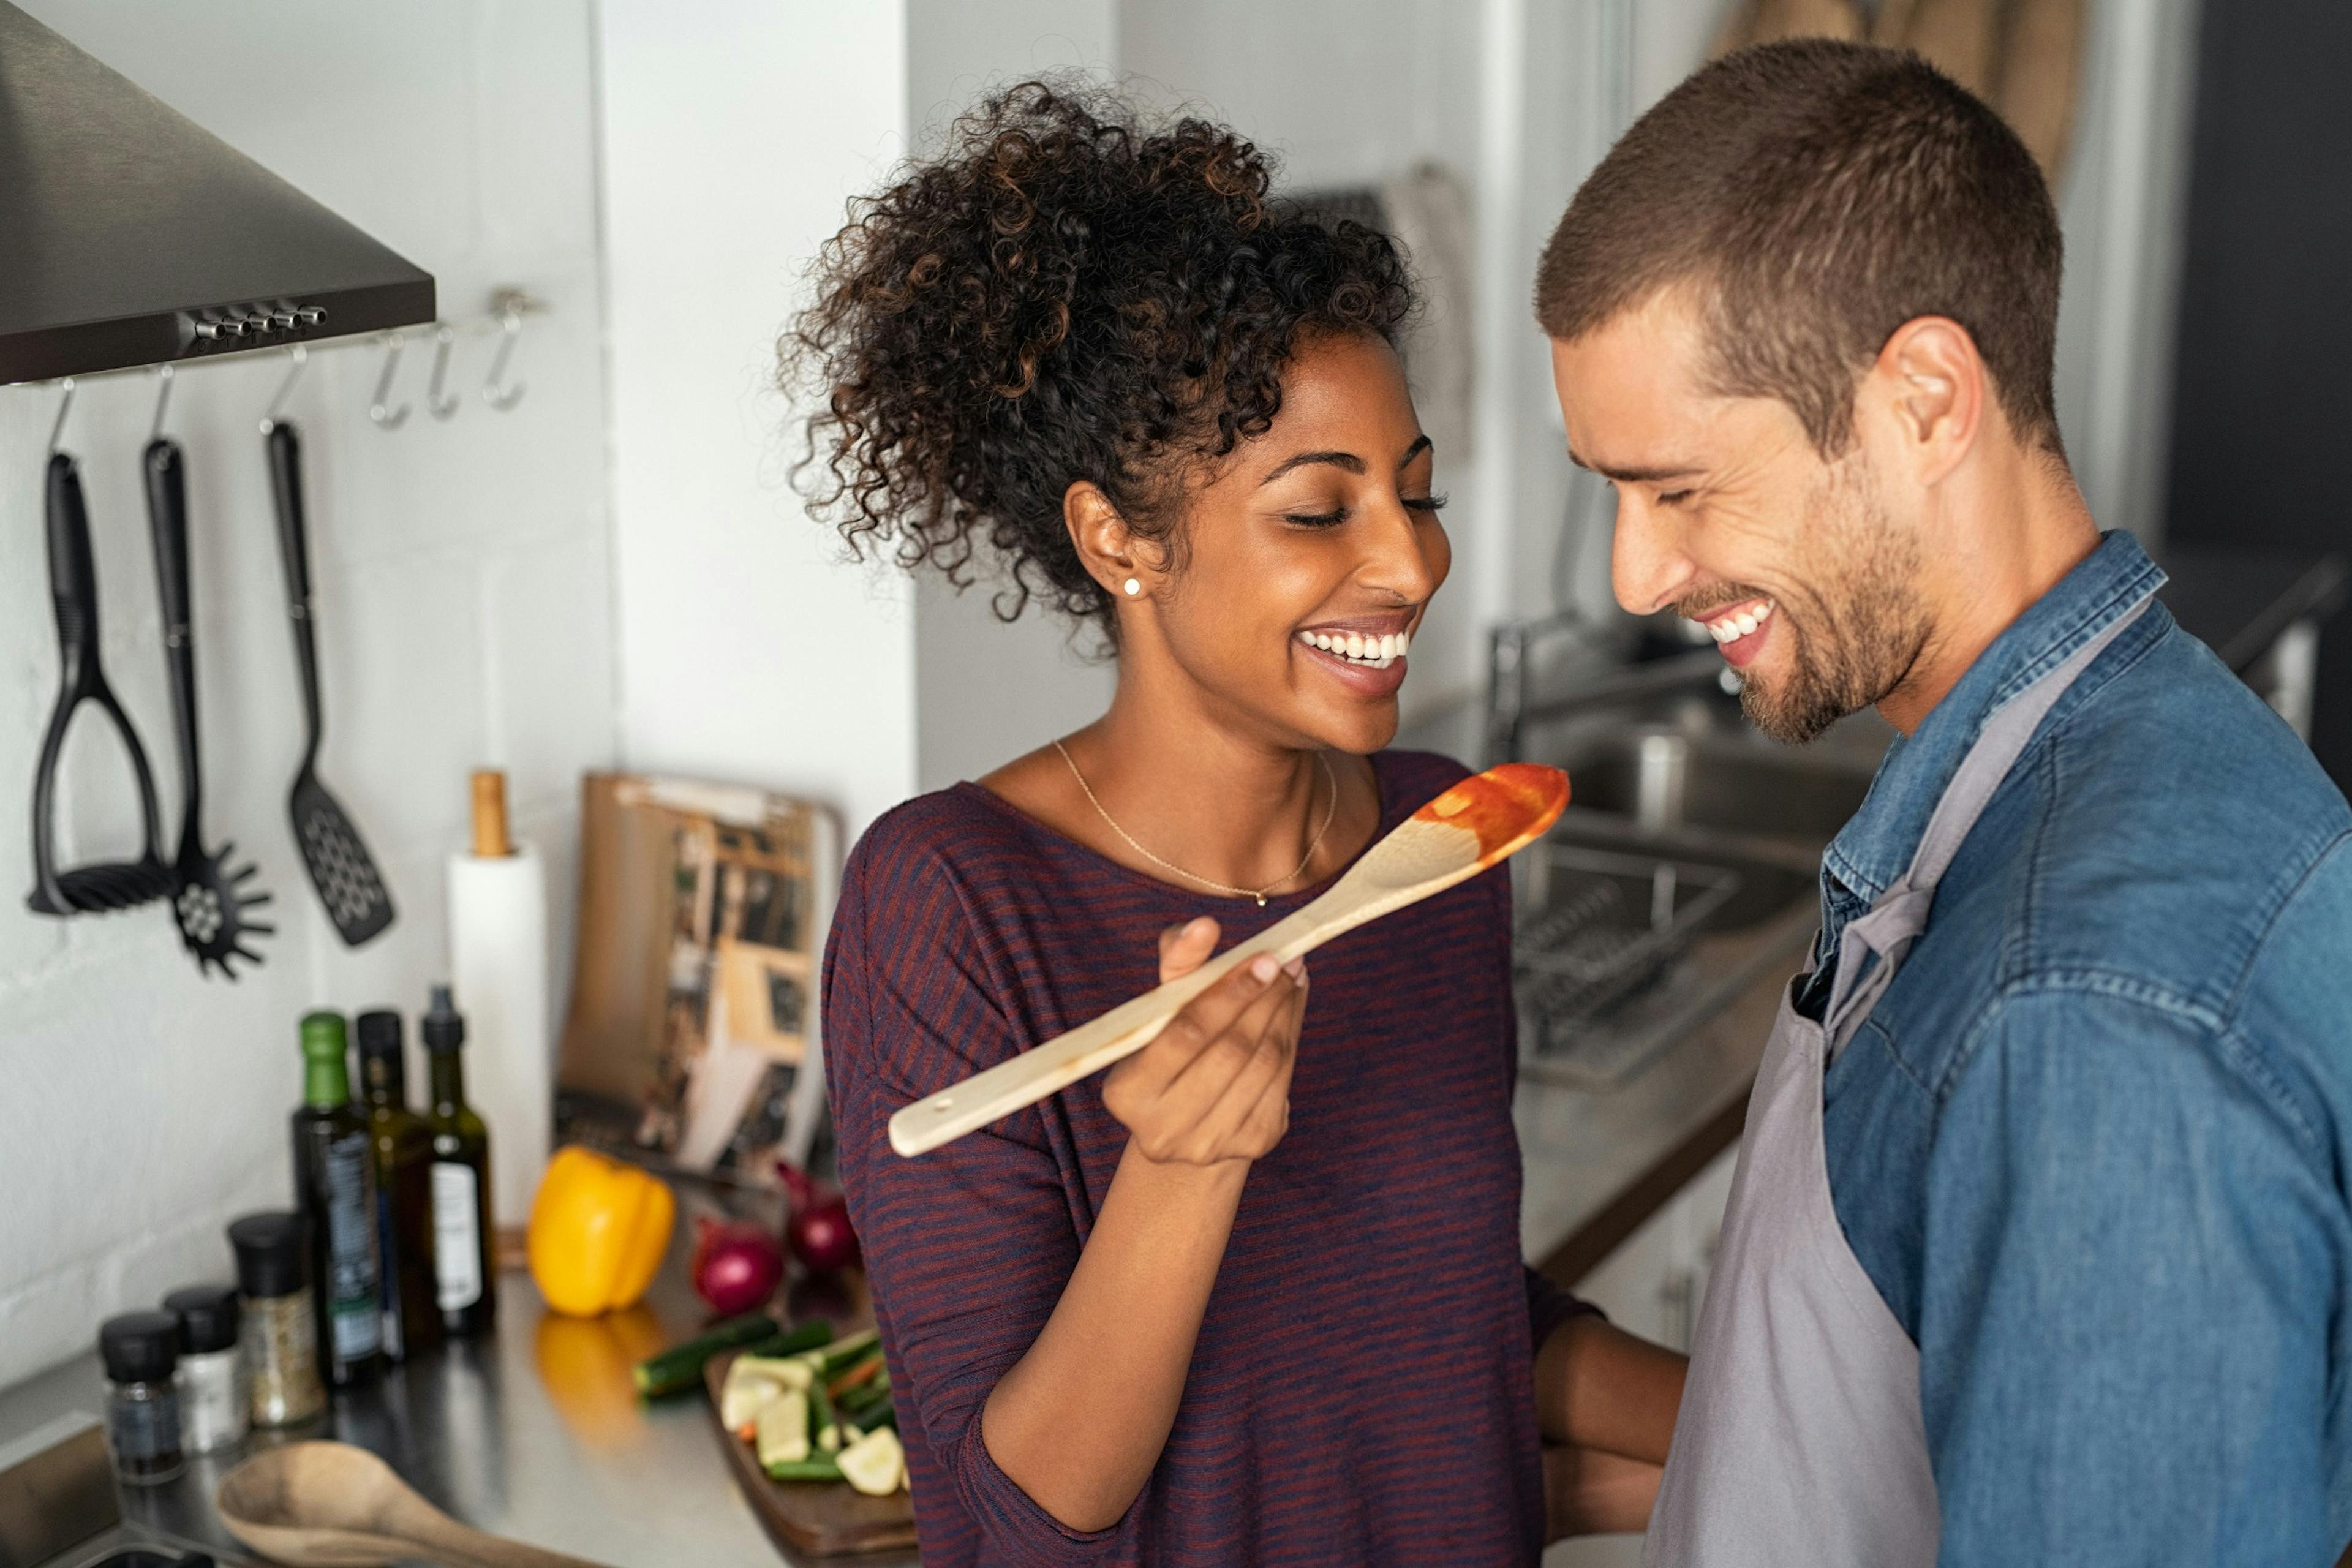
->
[1534,38,2065,458]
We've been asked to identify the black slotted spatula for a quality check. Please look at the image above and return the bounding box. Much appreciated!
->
[266,420,394,946]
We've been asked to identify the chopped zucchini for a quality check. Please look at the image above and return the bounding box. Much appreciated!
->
[817,1329,880,1376]
[730,1353,815,1392]
[838,1426,906,1498]
[810,1379,844,1453]
[838,1379,889,1418]
[741,1319,833,1359]
[719,1369,788,1433]
[763,1456,846,1482]
[755,1389,811,1469]
[633,1313,780,1397]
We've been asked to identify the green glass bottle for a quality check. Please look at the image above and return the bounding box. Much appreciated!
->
[355,1009,441,1360]
[290,1011,385,1387]
[422,985,497,1337]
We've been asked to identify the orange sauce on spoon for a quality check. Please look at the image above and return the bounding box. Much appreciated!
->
[1412,763,1571,861]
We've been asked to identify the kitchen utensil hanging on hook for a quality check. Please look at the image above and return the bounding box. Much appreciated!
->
[27,379,174,916]
[144,367,273,977]
[266,407,396,946]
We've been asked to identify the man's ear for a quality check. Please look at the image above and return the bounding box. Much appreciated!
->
[1064,480,1150,599]
[1868,315,1985,487]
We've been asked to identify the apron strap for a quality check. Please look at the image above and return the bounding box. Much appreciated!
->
[1823,590,2157,1058]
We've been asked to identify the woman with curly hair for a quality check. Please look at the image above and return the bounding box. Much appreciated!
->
[802,83,1684,1566]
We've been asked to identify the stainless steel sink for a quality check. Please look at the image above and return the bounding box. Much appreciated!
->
[1559,728,1877,845]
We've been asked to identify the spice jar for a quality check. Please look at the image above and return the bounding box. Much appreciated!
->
[98,1311,185,1483]
[162,1284,249,1453]
[228,1211,326,1427]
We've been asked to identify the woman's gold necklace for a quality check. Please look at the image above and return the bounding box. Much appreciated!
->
[1054,739,1339,907]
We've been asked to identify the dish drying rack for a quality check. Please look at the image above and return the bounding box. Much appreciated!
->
[1514,842,1741,1087]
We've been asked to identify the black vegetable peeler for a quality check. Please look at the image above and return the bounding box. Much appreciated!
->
[27,451,173,916]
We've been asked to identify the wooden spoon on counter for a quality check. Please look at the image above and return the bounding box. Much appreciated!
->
[217,1441,612,1568]
[888,761,1570,1157]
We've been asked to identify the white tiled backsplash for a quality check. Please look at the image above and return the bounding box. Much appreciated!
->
[0,0,616,1387]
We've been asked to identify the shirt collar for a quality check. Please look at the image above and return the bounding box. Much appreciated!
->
[1820,530,2168,910]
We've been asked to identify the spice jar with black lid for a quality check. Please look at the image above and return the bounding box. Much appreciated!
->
[228,1210,326,1427]
[98,1311,185,1483]
[162,1283,249,1453]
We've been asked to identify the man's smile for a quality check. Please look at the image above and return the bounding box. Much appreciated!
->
[1683,595,1777,669]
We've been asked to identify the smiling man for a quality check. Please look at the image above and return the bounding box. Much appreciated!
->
[1538,38,2352,1568]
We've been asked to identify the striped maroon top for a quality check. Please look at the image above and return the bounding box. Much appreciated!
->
[823,750,1584,1567]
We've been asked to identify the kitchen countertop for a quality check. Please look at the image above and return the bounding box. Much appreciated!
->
[1514,908,1806,1286]
[0,1244,912,1568]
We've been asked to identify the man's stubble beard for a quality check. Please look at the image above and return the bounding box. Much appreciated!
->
[1738,460,1930,746]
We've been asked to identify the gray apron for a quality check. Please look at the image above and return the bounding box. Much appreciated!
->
[1644,589,2156,1567]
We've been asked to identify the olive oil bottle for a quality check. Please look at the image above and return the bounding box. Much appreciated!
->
[290,1011,385,1387]
[422,985,497,1337]
[355,1009,440,1360]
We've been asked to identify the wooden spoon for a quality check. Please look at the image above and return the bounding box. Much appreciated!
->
[888,762,1569,1157]
[217,1441,612,1568]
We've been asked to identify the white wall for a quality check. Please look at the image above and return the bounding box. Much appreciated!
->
[599,0,916,838]
[907,0,1121,791]
[0,0,614,1387]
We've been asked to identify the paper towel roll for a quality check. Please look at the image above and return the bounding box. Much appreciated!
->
[447,842,551,1229]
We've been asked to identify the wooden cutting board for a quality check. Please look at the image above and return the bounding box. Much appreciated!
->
[704,1350,918,1559]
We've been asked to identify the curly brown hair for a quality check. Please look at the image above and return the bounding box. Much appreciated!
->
[783,80,1415,633]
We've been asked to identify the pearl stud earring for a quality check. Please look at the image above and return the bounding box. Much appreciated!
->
[1122,577,1141,597]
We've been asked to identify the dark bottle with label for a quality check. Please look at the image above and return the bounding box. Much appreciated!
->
[355,1008,442,1361]
[291,1011,385,1387]
[423,985,497,1336]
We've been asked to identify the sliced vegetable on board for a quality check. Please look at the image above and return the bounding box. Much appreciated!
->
[722,1368,789,1436]
[763,1455,846,1483]
[756,1389,812,1470]
[838,1426,907,1498]
[810,1378,845,1454]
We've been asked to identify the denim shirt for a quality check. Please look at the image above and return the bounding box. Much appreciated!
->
[1808,532,2352,1566]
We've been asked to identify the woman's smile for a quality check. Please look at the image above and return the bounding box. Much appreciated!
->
[1292,611,1415,695]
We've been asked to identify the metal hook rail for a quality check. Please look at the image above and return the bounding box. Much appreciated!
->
[17,290,546,432]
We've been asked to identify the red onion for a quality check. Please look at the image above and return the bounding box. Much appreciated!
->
[690,1216,785,1316]
[775,1157,818,1217]
[788,1193,862,1275]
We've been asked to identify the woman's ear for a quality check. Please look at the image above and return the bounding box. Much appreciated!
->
[1064,481,1148,600]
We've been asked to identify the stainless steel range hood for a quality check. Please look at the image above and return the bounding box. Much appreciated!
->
[0,2,435,385]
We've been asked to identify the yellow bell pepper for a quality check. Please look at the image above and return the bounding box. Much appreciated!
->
[528,1145,676,1317]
